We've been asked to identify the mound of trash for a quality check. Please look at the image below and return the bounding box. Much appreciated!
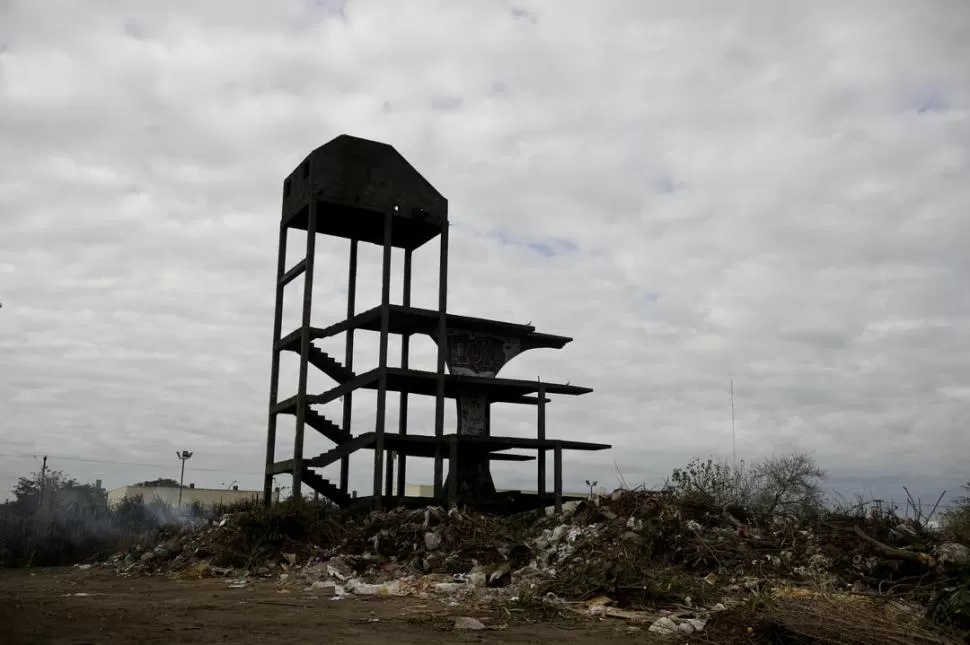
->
[93,491,970,642]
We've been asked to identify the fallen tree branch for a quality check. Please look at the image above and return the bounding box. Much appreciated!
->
[852,525,936,566]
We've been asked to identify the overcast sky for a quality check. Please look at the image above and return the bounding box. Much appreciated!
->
[1,1,969,508]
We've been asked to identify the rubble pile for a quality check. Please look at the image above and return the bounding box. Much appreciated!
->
[335,506,533,576]
[540,491,970,608]
[95,491,970,640]
[102,501,345,578]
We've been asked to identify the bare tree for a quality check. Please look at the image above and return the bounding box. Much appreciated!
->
[751,451,825,518]
[668,451,826,520]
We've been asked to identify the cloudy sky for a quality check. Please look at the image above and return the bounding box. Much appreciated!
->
[2,1,969,508]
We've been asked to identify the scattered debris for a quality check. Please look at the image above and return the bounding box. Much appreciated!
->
[90,491,969,642]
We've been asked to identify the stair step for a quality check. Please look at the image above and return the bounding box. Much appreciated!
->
[306,346,356,382]
[301,469,350,508]
[276,404,350,444]
[276,335,356,383]
[304,408,351,444]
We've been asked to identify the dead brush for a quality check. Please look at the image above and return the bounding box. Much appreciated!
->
[217,500,345,568]
[702,595,964,645]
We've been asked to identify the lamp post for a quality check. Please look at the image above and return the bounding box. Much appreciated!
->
[176,450,193,507]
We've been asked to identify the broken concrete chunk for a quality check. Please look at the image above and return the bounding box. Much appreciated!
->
[686,617,707,632]
[551,525,569,544]
[648,616,678,635]
[346,579,403,596]
[454,616,486,631]
[325,557,354,582]
[433,582,465,594]
[424,532,442,551]
[468,570,487,588]
[307,580,337,595]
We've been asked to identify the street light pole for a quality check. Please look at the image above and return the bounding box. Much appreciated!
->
[176,450,193,507]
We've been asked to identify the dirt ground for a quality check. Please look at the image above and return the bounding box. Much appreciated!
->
[0,568,646,645]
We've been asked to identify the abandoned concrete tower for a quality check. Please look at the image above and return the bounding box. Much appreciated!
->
[264,134,609,512]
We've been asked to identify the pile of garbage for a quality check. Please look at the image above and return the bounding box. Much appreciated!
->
[94,490,970,641]
[100,500,345,578]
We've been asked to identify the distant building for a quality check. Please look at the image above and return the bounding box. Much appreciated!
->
[107,483,261,508]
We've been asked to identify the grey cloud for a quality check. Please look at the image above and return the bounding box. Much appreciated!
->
[1,1,969,504]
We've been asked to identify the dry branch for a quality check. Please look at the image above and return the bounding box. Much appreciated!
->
[852,525,937,566]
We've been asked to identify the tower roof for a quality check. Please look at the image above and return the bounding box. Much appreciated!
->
[282,135,448,249]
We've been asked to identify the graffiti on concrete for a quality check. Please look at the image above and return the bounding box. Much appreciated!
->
[457,393,488,436]
[446,330,521,377]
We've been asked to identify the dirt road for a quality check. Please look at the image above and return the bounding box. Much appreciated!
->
[0,568,639,645]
